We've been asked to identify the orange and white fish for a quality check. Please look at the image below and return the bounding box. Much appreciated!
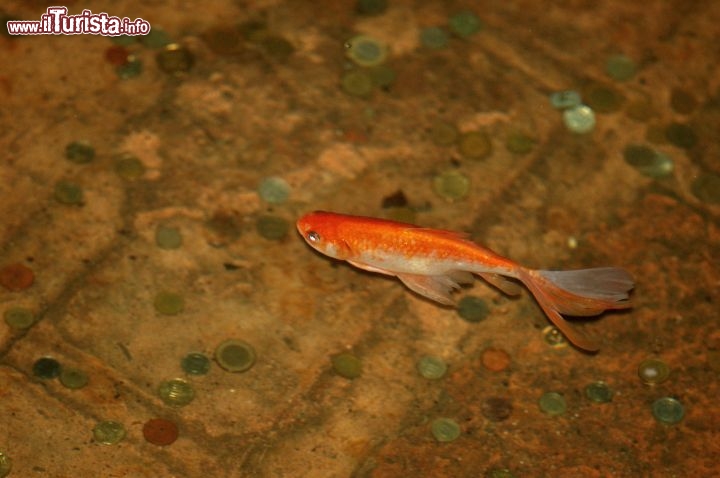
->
[296,211,634,352]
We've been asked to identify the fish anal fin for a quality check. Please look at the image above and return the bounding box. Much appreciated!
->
[396,273,461,305]
[478,273,522,296]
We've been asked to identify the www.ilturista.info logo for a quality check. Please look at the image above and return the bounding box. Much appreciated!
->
[6,6,151,36]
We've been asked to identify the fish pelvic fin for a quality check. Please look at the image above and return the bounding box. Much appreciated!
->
[396,273,465,305]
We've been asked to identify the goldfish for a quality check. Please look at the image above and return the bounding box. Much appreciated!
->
[296,211,634,352]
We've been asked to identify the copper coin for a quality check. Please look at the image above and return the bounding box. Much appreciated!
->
[142,418,179,446]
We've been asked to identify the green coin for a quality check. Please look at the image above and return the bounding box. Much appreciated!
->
[155,225,183,249]
[331,352,362,379]
[0,451,11,478]
[215,339,256,373]
[115,154,146,180]
[158,378,195,407]
[181,352,211,375]
[341,70,374,97]
[54,181,83,205]
[433,170,470,202]
[256,215,289,241]
[651,397,684,425]
[59,367,89,389]
[538,391,566,416]
[563,105,596,134]
[420,27,449,49]
[33,357,61,379]
[153,291,185,315]
[584,84,624,113]
[637,358,670,385]
[458,131,492,159]
[448,11,482,38]
[457,296,489,322]
[549,90,582,110]
[430,417,461,442]
[542,326,567,348]
[585,381,613,403]
[623,144,673,178]
[4,306,35,329]
[93,420,126,445]
[345,35,387,67]
[623,144,654,167]
[65,140,95,164]
[417,355,447,380]
[258,176,291,204]
[605,54,637,81]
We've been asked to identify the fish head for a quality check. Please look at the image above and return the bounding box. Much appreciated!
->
[296,210,353,260]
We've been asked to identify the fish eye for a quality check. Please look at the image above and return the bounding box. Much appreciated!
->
[307,231,321,243]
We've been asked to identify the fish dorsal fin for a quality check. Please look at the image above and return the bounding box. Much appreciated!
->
[411,227,472,241]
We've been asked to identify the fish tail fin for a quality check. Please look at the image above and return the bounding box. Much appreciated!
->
[518,267,634,352]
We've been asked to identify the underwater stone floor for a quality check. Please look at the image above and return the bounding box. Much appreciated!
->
[1,0,719,476]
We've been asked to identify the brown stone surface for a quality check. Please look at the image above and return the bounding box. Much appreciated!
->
[1,1,719,477]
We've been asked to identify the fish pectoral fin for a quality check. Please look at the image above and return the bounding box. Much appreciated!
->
[347,260,395,276]
[478,273,523,296]
[396,273,461,305]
